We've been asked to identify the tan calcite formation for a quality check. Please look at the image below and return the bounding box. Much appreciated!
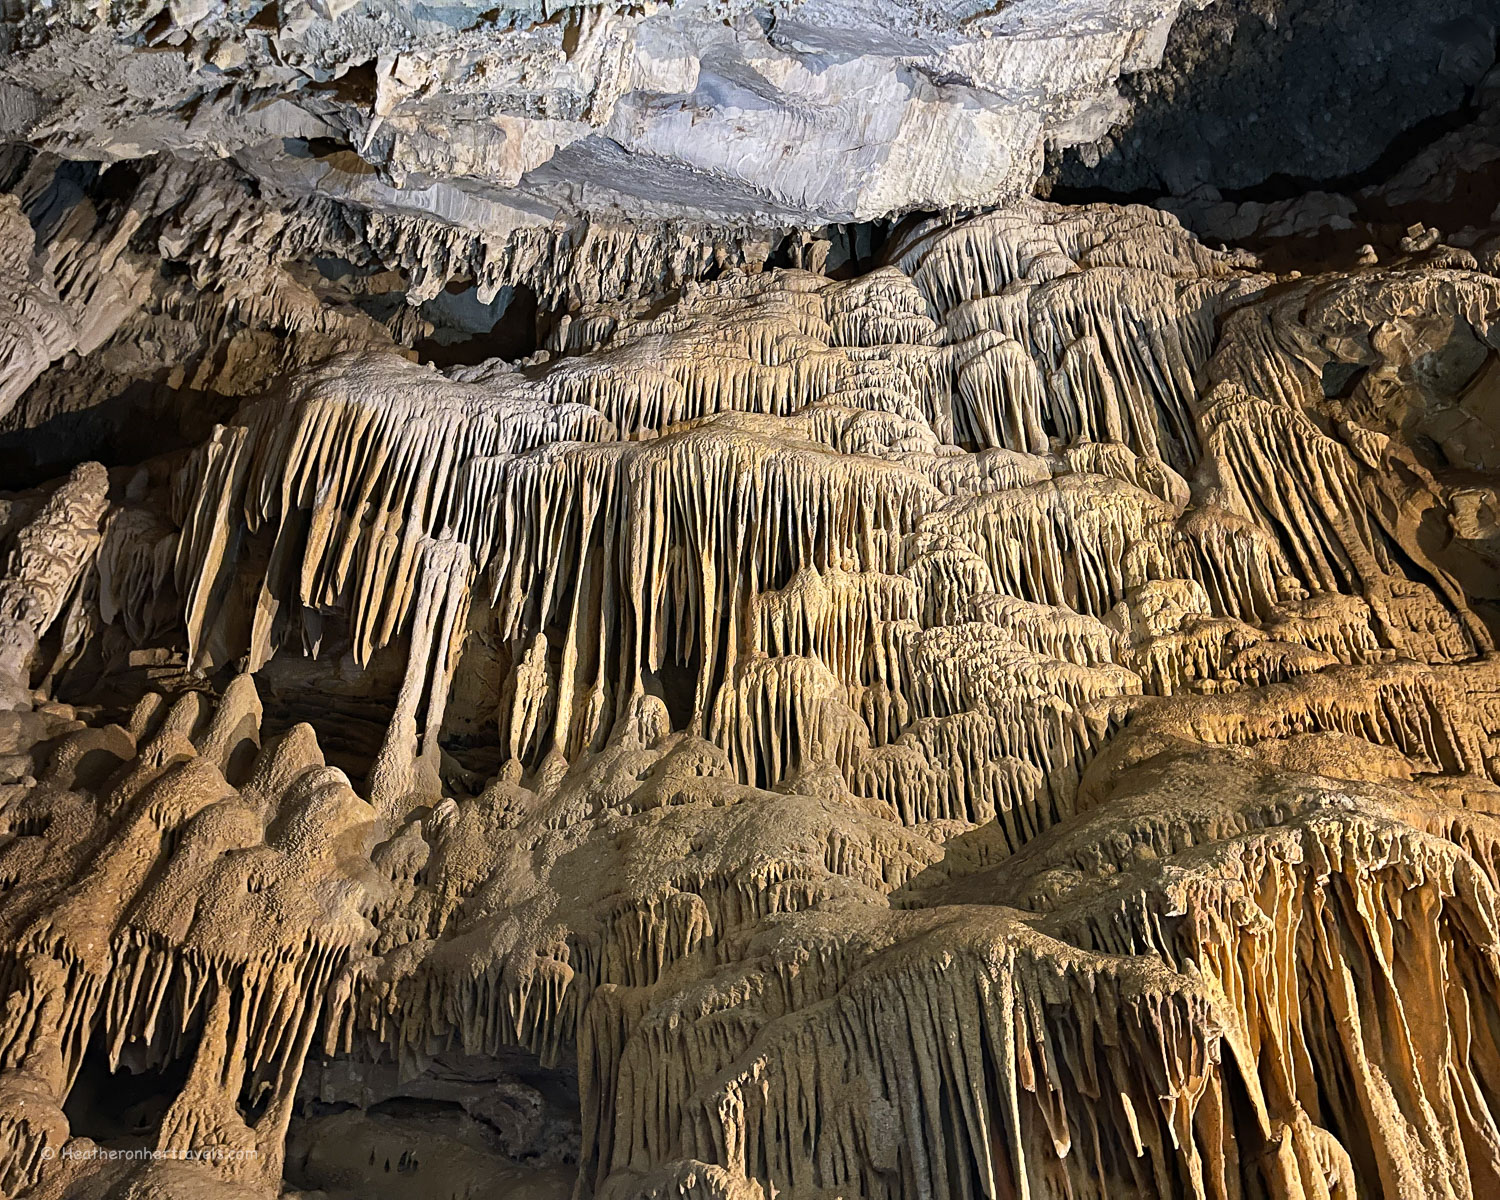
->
[0,676,382,1197]
[0,462,108,708]
[1,199,1499,1199]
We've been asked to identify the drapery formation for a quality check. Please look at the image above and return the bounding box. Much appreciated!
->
[2,199,1500,1199]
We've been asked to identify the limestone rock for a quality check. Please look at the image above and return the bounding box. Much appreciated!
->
[2,87,1500,1200]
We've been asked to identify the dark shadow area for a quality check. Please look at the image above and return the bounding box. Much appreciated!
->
[0,378,231,491]
[414,281,544,367]
[64,1029,193,1145]
[655,658,701,732]
[287,1050,580,1200]
[1050,0,1498,202]
[762,220,898,278]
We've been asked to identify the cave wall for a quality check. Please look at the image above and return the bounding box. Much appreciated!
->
[1,4,1500,1200]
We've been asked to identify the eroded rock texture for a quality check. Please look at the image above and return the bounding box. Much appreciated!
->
[2,4,1500,1198]
[1,184,1499,1199]
[0,0,1217,312]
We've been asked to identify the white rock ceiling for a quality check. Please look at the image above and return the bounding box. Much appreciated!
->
[1,0,1208,233]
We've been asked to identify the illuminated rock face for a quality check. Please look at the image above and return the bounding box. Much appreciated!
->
[1,189,1499,1200]
[3,7,1500,1195]
[0,0,1215,314]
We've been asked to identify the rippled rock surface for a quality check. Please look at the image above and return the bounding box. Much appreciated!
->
[3,6,1500,1198]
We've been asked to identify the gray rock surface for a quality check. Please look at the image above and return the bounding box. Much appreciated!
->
[2,0,1207,233]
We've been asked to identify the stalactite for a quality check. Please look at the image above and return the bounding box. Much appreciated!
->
[0,195,82,424]
[0,463,109,708]
[2,195,1499,1200]
[369,537,473,824]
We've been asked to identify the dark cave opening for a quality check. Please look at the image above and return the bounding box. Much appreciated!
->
[1048,84,1494,211]
[285,1051,581,1200]
[1320,360,1369,400]
[414,281,550,368]
[0,376,233,492]
[64,1029,193,1147]
[655,657,701,733]
[1051,2,1499,199]
[1044,2,1500,268]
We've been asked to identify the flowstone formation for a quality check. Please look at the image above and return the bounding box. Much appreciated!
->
[1,182,1500,1200]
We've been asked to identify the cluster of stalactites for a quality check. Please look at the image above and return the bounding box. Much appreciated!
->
[544,231,1222,472]
[316,201,831,310]
[161,203,1500,860]
[604,908,1231,1200]
[474,426,937,768]
[171,353,616,670]
[638,812,1500,1200]
[913,475,1287,624]
[166,197,1269,720]
[1197,266,1499,661]
[1055,813,1500,1199]
[944,269,1216,468]
[166,343,1416,849]
[889,200,1250,315]
[14,192,1500,1200]
[883,199,1253,471]
[1105,661,1490,783]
